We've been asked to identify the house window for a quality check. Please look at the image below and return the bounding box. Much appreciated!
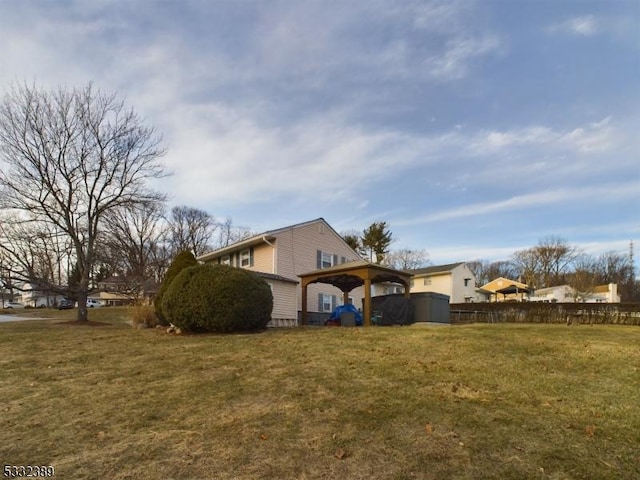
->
[385,285,404,294]
[319,293,336,312]
[423,278,431,286]
[240,248,253,267]
[221,255,231,266]
[464,278,471,287]
[317,250,337,269]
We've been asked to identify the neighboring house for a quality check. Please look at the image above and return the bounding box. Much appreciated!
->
[528,285,573,303]
[408,262,479,303]
[197,218,364,326]
[21,283,66,308]
[530,283,620,303]
[481,277,531,302]
[95,275,159,305]
[590,283,620,303]
[88,290,134,306]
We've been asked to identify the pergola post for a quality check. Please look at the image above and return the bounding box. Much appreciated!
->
[301,280,308,326]
[363,277,372,327]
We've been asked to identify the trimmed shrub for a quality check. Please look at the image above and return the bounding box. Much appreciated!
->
[154,250,198,325]
[161,264,273,333]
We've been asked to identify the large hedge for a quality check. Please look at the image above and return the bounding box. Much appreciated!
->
[161,264,273,333]
[154,250,198,325]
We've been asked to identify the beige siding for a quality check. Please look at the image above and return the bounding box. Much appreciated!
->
[267,280,298,320]
[272,219,363,312]
[411,273,452,297]
[248,243,274,273]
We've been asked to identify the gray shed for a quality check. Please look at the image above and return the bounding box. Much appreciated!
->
[411,292,450,323]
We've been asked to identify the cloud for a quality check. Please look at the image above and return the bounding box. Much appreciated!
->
[469,118,616,155]
[152,105,636,217]
[392,181,640,227]
[427,34,501,81]
[548,15,599,36]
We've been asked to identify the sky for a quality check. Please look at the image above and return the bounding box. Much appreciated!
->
[0,0,638,266]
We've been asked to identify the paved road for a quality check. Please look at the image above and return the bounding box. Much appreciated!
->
[0,314,48,323]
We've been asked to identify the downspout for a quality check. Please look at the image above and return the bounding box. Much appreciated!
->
[262,236,276,274]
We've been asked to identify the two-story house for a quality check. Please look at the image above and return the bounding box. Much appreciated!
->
[197,218,364,326]
[408,262,479,303]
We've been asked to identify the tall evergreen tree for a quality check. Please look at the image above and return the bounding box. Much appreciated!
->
[362,222,393,264]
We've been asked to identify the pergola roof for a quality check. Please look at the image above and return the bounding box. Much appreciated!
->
[495,285,531,295]
[299,260,412,292]
[298,260,413,327]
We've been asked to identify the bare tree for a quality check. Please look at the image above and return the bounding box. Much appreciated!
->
[384,248,430,270]
[100,201,166,278]
[167,205,216,257]
[212,217,255,250]
[0,83,166,321]
[467,259,518,286]
[567,254,599,302]
[534,236,579,287]
[511,248,541,287]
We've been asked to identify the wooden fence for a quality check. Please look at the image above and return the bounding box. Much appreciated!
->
[450,302,640,326]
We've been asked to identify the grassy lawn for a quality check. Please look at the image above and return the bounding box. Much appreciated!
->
[1,308,639,479]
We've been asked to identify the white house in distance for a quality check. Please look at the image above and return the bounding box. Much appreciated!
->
[408,262,480,303]
[529,283,621,303]
[197,218,364,326]
[21,283,66,308]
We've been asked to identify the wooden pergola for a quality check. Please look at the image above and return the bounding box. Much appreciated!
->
[494,284,531,302]
[299,260,412,326]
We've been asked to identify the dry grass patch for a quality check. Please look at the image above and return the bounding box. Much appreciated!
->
[0,315,639,479]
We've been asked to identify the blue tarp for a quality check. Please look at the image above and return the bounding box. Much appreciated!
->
[328,304,363,326]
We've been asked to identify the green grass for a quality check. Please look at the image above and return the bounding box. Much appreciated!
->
[1,308,639,479]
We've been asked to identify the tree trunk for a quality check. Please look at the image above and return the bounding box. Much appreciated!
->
[76,276,89,322]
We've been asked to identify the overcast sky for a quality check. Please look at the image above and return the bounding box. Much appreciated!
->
[1,0,638,266]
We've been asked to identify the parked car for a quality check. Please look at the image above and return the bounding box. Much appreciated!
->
[2,301,25,309]
[58,299,74,310]
[87,299,103,308]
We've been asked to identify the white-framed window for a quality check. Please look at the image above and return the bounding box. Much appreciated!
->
[386,285,404,294]
[319,293,336,312]
[221,255,231,266]
[317,250,336,269]
[240,248,253,267]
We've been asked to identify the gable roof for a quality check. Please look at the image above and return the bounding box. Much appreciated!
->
[409,262,465,276]
[481,277,529,293]
[197,217,362,262]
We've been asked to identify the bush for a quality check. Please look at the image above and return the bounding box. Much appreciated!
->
[131,304,158,328]
[154,250,198,325]
[161,264,273,333]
